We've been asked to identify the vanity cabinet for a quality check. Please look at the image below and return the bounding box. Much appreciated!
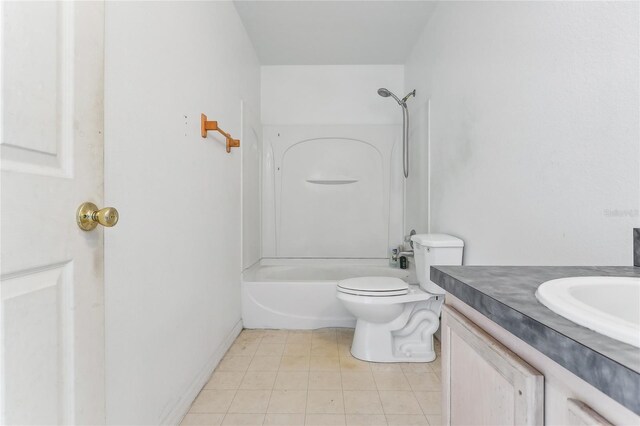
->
[441,305,544,426]
[567,399,613,426]
[441,297,633,426]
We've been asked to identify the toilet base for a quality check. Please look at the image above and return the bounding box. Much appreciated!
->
[349,304,440,363]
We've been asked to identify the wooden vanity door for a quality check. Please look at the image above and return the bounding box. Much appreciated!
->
[441,305,544,426]
[566,399,613,426]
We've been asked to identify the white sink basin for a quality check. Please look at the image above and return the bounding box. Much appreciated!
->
[536,276,640,348]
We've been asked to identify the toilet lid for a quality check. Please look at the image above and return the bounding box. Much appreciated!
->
[337,277,409,296]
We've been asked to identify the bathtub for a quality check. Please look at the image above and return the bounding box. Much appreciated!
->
[241,259,416,329]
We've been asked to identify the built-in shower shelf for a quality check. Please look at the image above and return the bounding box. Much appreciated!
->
[306,178,359,185]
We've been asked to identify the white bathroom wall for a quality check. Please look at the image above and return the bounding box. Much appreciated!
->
[104,2,260,424]
[242,101,262,269]
[261,65,404,125]
[405,1,640,265]
[261,66,406,257]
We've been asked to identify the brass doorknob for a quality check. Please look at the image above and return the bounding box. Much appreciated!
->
[76,202,119,231]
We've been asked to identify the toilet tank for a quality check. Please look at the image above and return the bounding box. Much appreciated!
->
[411,234,464,295]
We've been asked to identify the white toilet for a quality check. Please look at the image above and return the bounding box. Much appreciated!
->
[336,234,464,363]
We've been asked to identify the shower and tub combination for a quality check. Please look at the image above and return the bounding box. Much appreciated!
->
[241,86,461,361]
[242,123,407,329]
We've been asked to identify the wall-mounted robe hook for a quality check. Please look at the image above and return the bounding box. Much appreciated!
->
[201,113,240,153]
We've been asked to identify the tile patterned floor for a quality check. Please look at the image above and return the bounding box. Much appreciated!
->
[182,328,442,426]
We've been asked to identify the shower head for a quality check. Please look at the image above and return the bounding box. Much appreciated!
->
[378,87,417,179]
[377,88,415,106]
[377,88,402,104]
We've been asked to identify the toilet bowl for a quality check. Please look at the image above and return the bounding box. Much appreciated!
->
[336,233,464,363]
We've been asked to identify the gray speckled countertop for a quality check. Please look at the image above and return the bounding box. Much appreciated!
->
[430,266,640,415]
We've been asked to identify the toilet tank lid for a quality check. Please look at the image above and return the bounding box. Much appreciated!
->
[411,233,464,248]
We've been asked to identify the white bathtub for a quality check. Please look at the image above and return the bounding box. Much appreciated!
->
[242,259,416,329]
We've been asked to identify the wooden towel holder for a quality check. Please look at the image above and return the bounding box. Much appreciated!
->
[201,113,240,153]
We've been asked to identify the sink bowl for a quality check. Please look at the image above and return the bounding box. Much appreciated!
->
[536,276,640,348]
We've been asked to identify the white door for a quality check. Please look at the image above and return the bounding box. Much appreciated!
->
[1,1,107,424]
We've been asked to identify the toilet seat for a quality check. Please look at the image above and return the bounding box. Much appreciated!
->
[337,286,434,304]
[337,276,408,297]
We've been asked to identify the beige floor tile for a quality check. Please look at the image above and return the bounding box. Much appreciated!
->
[378,392,422,415]
[385,414,429,425]
[413,392,441,415]
[312,333,337,344]
[221,413,265,426]
[311,341,338,357]
[284,343,312,357]
[264,413,307,425]
[373,372,411,391]
[181,413,225,425]
[199,330,443,426]
[343,391,383,415]
[399,364,432,374]
[205,372,245,390]
[338,338,353,347]
[267,390,308,414]
[337,337,353,347]
[340,357,371,372]
[345,414,388,426]
[273,372,309,390]
[312,333,337,342]
[248,356,282,372]
[239,372,277,390]
[307,390,345,414]
[218,357,253,372]
[287,331,313,344]
[256,343,286,357]
[312,342,338,352]
[190,390,236,413]
[369,363,402,373]
[311,346,340,358]
[228,390,271,414]
[338,345,352,358]
[280,356,310,371]
[305,414,346,426]
[309,372,342,390]
[262,330,289,344]
[310,357,340,372]
[237,329,264,341]
[240,329,264,336]
[341,372,376,390]
[428,359,441,373]
[425,415,441,426]
[311,339,338,350]
[337,335,354,344]
[406,373,440,392]
[227,340,260,357]
[313,328,338,335]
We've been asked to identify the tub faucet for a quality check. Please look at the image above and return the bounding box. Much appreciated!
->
[398,231,416,258]
[391,245,414,262]
[397,246,414,258]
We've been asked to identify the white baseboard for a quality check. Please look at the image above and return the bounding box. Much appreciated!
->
[161,319,243,425]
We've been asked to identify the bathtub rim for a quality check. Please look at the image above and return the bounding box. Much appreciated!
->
[242,257,416,283]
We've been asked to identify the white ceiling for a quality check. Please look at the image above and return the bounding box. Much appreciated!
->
[233,1,437,65]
